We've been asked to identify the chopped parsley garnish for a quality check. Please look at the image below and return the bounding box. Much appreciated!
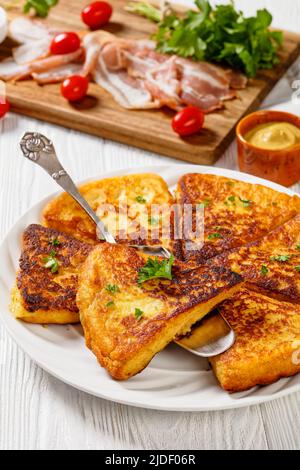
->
[198,199,210,208]
[43,250,59,274]
[239,197,252,208]
[138,255,175,284]
[296,245,300,251]
[261,265,269,276]
[136,195,147,204]
[149,217,159,226]
[106,301,115,308]
[270,255,291,263]
[49,237,60,247]
[295,266,300,272]
[208,232,222,240]
[134,308,144,321]
[105,284,120,294]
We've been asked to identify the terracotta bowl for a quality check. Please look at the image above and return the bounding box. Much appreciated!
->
[236,110,300,187]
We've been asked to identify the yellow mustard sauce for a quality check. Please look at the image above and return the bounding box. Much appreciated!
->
[245,122,300,150]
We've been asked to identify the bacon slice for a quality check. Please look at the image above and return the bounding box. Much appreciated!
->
[0,49,83,81]
[13,37,51,65]
[32,63,83,84]
[8,17,50,43]
[94,55,160,109]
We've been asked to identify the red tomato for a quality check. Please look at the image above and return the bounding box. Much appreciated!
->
[82,2,113,29]
[61,76,89,102]
[172,107,205,137]
[0,99,10,118]
[50,32,81,55]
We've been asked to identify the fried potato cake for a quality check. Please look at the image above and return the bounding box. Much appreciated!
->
[209,289,300,393]
[42,173,176,253]
[77,243,243,380]
[176,173,300,263]
[10,224,93,324]
[213,214,300,303]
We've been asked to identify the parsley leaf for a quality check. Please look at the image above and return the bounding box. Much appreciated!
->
[239,197,253,208]
[105,284,120,294]
[208,232,222,240]
[106,301,115,308]
[198,199,210,208]
[43,250,59,274]
[136,195,147,204]
[138,255,175,284]
[128,1,282,77]
[23,0,58,18]
[261,265,269,276]
[134,308,144,321]
[295,266,300,272]
[296,245,300,251]
[270,255,291,263]
[49,237,60,247]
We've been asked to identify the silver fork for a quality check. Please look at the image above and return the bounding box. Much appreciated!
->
[19,132,235,358]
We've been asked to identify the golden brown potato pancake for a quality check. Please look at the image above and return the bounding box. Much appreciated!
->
[210,289,300,393]
[176,173,300,263]
[10,224,92,324]
[42,173,176,253]
[77,243,243,380]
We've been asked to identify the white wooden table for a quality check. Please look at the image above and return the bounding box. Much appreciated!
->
[1,0,300,450]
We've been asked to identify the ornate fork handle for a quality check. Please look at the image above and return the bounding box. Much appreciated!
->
[20,132,116,244]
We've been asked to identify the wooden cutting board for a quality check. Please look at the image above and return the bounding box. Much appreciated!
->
[1,0,300,164]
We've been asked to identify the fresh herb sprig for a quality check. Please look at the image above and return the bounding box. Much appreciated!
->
[126,2,161,23]
[43,250,59,274]
[127,0,283,77]
[138,255,175,284]
[134,308,144,321]
[23,0,58,18]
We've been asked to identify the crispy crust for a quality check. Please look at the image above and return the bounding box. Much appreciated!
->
[176,173,300,263]
[77,243,243,380]
[11,224,92,324]
[210,289,300,393]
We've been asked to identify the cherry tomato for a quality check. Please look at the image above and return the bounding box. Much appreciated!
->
[0,99,10,118]
[172,107,205,137]
[61,75,89,102]
[82,2,113,29]
[50,32,81,55]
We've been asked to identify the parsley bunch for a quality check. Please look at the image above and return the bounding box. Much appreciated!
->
[23,0,58,18]
[127,0,282,78]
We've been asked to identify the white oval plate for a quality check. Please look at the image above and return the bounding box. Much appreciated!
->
[1,164,299,412]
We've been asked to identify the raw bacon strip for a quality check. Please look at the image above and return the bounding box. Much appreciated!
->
[94,55,160,109]
[0,49,83,81]
[144,56,182,110]
[13,38,51,65]
[0,58,28,81]
[32,63,83,84]
[8,17,50,43]
[177,59,238,112]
